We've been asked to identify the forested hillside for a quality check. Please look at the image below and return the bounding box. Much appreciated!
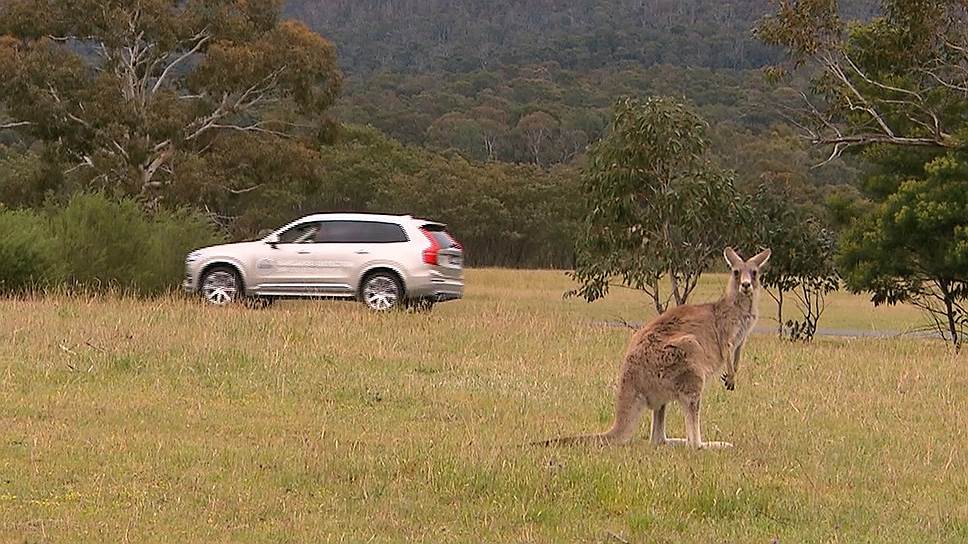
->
[285,0,879,74]
[0,0,881,282]
[284,0,872,199]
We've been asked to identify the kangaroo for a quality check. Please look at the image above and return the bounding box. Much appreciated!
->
[535,247,771,449]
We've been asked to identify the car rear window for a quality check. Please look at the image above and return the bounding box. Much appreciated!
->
[421,224,460,248]
[316,221,408,243]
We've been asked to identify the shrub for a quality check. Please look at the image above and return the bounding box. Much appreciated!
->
[0,207,59,293]
[141,207,225,293]
[49,193,222,294]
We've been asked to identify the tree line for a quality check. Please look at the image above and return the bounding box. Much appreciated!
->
[1,0,965,348]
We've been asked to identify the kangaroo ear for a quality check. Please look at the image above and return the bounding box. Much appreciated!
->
[749,248,772,267]
[724,247,743,268]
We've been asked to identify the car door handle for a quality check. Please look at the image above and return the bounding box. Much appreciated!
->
[298,250,311,255]
[355,250,370,255]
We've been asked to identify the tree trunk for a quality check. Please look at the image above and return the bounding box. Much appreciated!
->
[670,273,683,306]
[777,289,784,337]
[938,280,960,350]
[650,277,666,315]
[944,293,960,350]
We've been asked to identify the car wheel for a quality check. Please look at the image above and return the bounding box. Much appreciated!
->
[200,266,241,306]
[361,273,402,311]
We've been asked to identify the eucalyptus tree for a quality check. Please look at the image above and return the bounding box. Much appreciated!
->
[0,0,341,204]
[570,96,750,314]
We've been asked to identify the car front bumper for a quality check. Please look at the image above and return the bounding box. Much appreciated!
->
[183,263,200,293]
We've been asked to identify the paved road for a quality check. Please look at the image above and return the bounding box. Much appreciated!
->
[597,321,941,339]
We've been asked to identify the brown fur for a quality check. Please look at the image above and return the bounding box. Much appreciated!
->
[535,247,771,449]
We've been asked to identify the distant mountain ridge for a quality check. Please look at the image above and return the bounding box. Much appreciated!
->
[283,0,879,75]
[279,0,869,197]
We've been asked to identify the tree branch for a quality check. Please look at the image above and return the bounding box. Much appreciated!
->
[151,30,211,95]
[208,122,291,138]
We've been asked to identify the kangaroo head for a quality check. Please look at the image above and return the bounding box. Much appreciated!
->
[724,247,771,297]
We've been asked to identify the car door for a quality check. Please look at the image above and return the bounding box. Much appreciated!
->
[255,221,323,292]
[313,221,409,291]
[310,221,373,293]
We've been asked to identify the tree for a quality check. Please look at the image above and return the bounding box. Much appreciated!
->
[471,105,510,162]
[0,0,341,204]
[570,96,750,314]
[760,0,968,348]
[752,182,840,341]
[515,111,558,166]
[757,0,966,163]
[426,112,488,161]
[838,151,968,348]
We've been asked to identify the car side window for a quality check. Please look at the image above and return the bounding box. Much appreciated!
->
[316,221,408,244]
[277,222,322,244]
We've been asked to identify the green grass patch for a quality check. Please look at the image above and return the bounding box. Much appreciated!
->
[0,269,964,542]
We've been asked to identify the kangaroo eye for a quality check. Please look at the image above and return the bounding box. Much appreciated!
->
[751,270,757,278]
[733,270,740,278]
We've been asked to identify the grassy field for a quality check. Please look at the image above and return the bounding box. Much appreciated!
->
[1,269,965,543]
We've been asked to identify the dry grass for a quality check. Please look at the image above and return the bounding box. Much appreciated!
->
[1,269,965,543]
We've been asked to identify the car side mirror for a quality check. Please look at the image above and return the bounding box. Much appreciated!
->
[265,234,280,249]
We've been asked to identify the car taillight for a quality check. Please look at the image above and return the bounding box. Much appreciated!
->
[419,228,440,265]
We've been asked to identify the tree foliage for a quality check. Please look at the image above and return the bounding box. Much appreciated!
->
[571,96,750,313]
[315,126,583,268]
[0,0,341,204]
[752,182,839,341]
[287,0,878,75]
[839,151,968,347]
[761,0,968,348]
[757,0,967,161]
[0,1,881,293]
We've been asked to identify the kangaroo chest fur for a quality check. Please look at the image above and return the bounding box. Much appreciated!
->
[716,296,758,353]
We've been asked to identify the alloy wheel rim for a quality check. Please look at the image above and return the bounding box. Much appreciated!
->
[202,271,238,305]
[363,277,399,310]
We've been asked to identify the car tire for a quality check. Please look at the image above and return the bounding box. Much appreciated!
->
[360,272,403,311]
[200,266,242,306]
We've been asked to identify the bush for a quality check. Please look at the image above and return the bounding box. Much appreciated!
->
[142,207,225,292]
[49,193,223,294]
[0,207,59,293]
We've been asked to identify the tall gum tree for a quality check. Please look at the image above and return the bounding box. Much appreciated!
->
[759,0,968,348]
[757,0,965,163]
[0,0,342,204]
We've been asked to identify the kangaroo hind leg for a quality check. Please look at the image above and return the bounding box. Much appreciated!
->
[681,396,732,450]
[651,404,687,446]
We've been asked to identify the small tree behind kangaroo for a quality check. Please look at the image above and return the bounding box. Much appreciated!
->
[751,182,839,341]
[570,96,750,314]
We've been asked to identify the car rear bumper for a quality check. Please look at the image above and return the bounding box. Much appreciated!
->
[407,273,464,302]
[429,291,462,302]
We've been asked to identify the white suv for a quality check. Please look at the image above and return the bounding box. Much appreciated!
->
[183,213,464,310]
